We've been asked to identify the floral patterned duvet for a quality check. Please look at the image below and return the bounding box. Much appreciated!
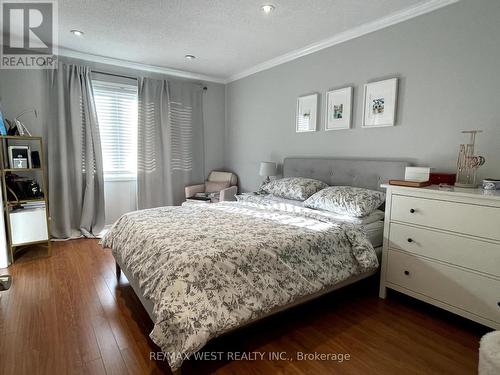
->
[101,201,378,371]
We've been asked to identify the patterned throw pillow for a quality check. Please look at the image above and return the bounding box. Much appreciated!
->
[261,177,328,201]
[304,186,386,217]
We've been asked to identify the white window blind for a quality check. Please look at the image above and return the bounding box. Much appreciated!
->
[92,80,138,178]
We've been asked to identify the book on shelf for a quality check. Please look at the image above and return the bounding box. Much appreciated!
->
[22,201,45,208]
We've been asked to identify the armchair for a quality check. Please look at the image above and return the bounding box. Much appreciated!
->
[185,171,238,202]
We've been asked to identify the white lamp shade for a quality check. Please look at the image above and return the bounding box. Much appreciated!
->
[259,161,277,177]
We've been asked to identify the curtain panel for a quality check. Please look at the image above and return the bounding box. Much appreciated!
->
[46,64,105,238]
[137,78,204,209]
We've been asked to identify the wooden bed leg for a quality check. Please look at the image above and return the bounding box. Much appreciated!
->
[116,262,121,279]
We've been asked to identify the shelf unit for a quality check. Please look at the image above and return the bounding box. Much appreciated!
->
[0,135,51,264]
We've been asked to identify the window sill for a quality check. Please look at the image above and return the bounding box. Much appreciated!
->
[104,174,137,182]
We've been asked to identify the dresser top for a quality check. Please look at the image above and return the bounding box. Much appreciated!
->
[381,184,500,202]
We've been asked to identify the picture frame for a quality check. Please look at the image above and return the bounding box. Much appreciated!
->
[325,87,353,131]
[362,78,398,128]
[296,93,318,132]
[8,146,32,169]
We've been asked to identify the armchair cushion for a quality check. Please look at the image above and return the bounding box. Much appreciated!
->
[185,183,205,198]
[205,180,230,193]
[208,171,237,186]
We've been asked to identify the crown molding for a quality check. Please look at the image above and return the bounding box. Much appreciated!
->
[57,48,227,84]
[227,0,460,83]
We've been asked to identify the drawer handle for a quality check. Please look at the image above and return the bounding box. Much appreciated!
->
[409,208,415,213]
[404,270,410,276]
[407,238,413,243]
[498,302,500,308]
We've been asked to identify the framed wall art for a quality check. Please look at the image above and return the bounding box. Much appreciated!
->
[325,87,352,130]
[8,146,31,169]
[362,78,398,128]
[296,93,318,132]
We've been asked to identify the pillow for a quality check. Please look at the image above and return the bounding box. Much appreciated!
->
[304,186,386,217]
[261,177,328,201]
[205,180,230,193]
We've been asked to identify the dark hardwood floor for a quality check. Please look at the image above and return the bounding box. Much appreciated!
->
[0,239,489,375]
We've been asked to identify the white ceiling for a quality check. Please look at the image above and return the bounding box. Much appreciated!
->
[57,0,453,82]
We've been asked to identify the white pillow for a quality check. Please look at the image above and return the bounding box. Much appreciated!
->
[260,177,328,201]
[304,186,386,217]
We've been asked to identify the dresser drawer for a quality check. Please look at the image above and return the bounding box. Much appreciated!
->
[386,250,500,325]
[389,223,500,277]
[391,195,500,241]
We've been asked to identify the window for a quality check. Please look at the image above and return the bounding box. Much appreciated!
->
[92,80,138,179]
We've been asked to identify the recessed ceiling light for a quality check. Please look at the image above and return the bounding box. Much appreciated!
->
[185,54,196,60]
[70,29,84,36]
[260,4,275,14]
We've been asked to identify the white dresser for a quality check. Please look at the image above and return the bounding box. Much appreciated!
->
[379,184,500,329]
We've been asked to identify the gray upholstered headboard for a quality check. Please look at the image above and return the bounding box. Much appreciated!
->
[283,157,409,191]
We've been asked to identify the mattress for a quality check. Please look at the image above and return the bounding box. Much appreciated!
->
[364,220,384,249]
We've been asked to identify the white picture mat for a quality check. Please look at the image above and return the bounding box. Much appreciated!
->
[8,145,32,169]
[296,93,318,132]
[325,87,353,130]
[362,78,398,128]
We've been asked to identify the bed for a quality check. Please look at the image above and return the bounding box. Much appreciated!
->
[101,157,408,372]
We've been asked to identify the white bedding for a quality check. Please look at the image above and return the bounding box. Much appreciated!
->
[102,200,379,371]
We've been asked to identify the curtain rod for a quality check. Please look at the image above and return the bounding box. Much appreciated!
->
[92,70,208,91]
[92,70,137,81]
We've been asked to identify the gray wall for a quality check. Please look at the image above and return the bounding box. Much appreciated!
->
[226,0,500,192]
[0,70,47,136]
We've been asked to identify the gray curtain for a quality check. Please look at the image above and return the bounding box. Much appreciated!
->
[137,78,204,209]
[46,64,105,238]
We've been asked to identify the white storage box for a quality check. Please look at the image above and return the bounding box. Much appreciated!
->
[404,166,431,181]
[9,207,48,245]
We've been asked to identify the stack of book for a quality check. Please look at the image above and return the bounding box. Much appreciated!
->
[22,201,45,209]
[389,179,431,187]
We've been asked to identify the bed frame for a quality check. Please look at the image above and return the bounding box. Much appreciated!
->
[113,157,409,372]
